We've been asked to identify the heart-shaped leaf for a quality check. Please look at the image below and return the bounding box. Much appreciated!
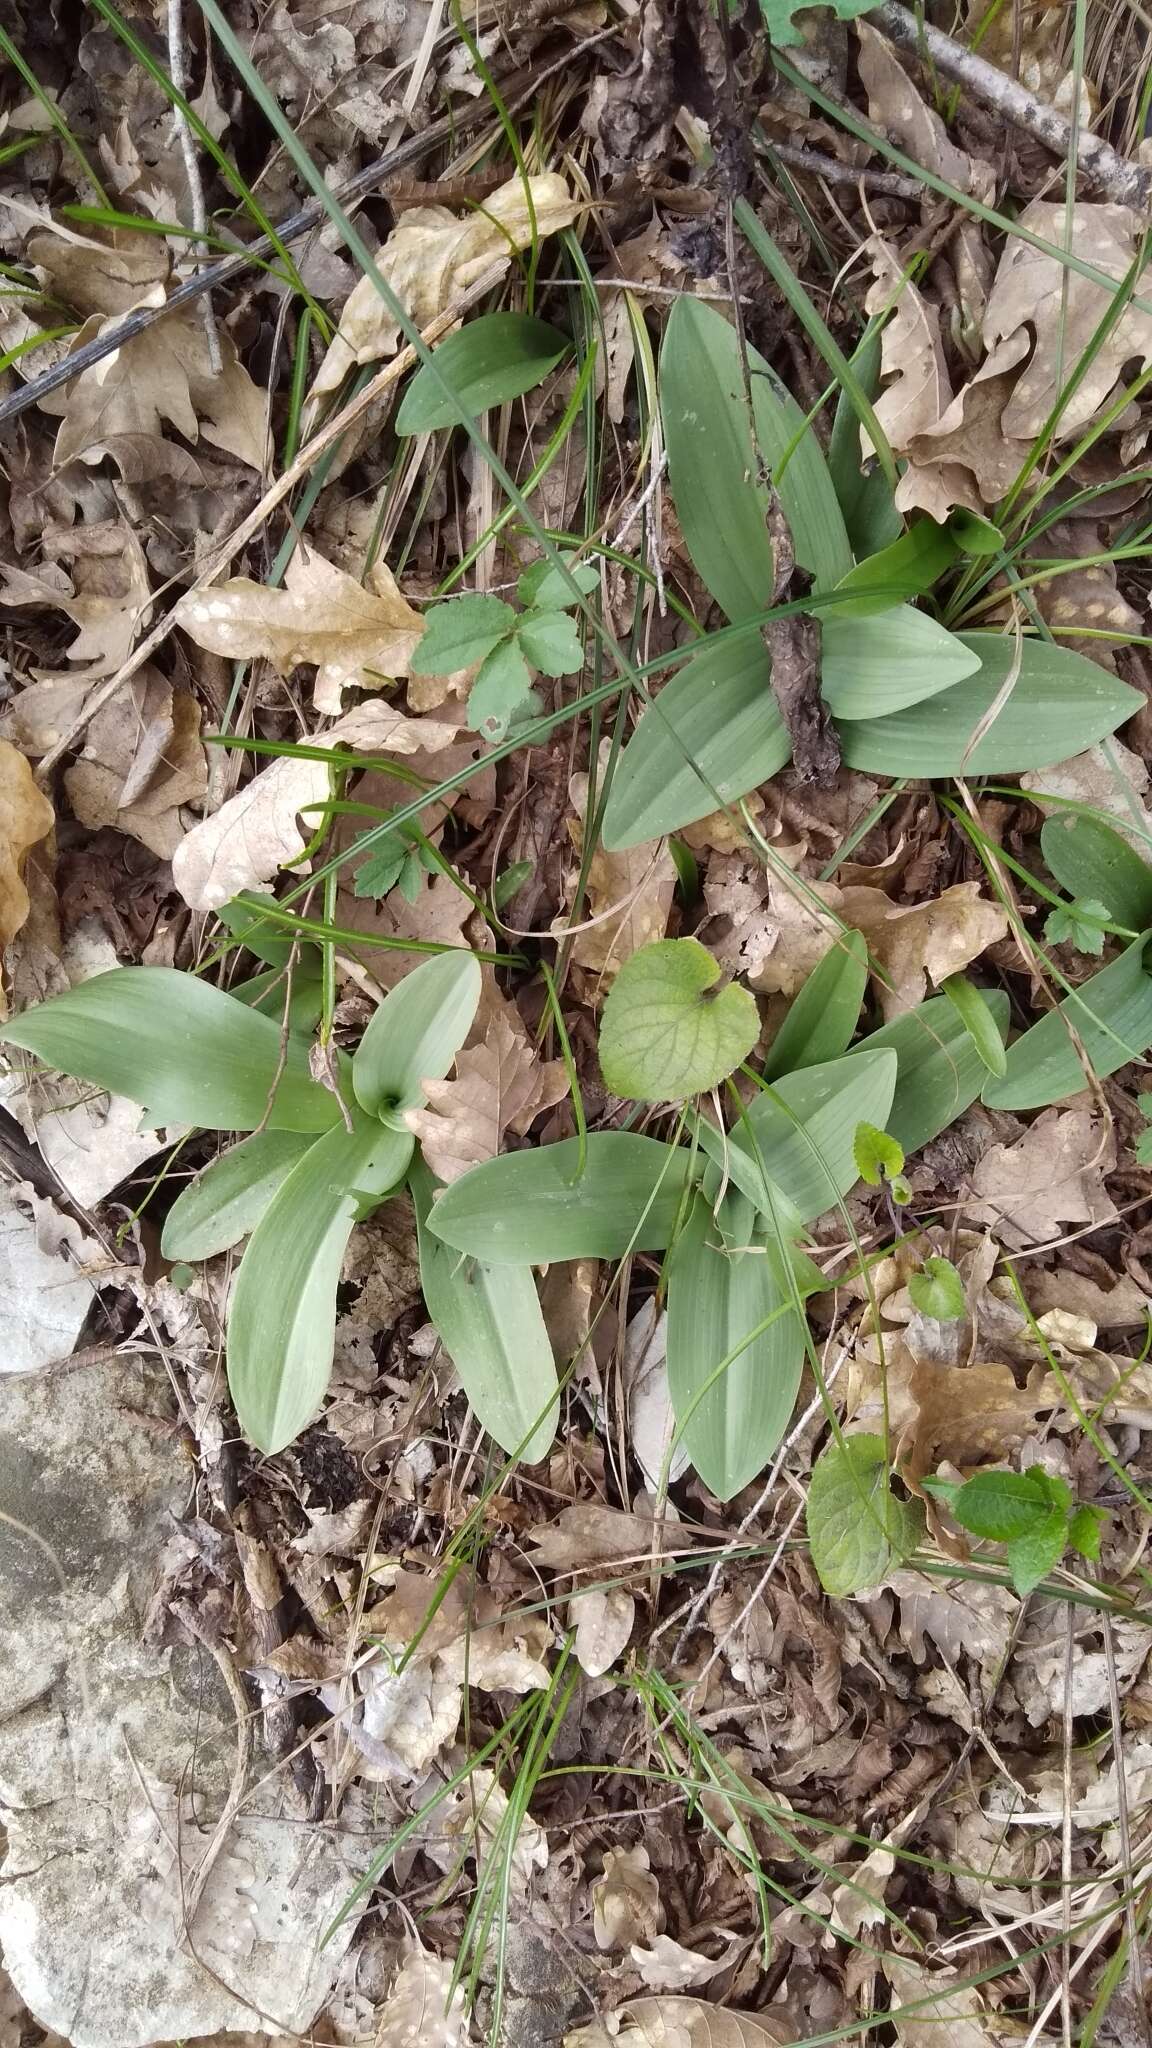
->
[598,938,759,1101]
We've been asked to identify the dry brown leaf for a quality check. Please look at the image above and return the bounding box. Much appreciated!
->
[529,1503,685,1571]
[884,1958,1042,2047]
[564,765,675,981]
[373,1946,469,2048]
[37,303,268,473]
[310,172,580,400]
[176,545,423,714]
[171,700,459,912]
[566,1999,793,2046]
[0,741,55,981]
[631,1935,742,1995]
[622,1298,689,1492]
[569,1584,635,1678]
[27,224,170,317]
[903,341,1031,511]
[63,665,206,858]
[856,22,993,199]
[404,1012,568,1182]
[1,519,152,684]
[1022,737,1152,846]
[592,1846,663,1952]
[848,1332,1051,1480]
[968,1108,1117,1247]
[1028,523,1144,662]
[841,880,1009,1015]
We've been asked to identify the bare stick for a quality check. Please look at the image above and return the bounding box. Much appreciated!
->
[167,0,220,373]
[875,0,1152,210]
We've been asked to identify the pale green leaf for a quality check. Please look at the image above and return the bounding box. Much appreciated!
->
[228,1115,414,1453]
[761,930,868,1081]
[819,606,980,718]
[467,637,536,740]
[667,1188,806,1500]
[599,938,759,1101]
[853,1119,904,1186]
[515,606,584,676]
[982,933,1152,1110]
[807,1432,922,1596]
[519,556,599,608]
[838,633,1142,775]
[353,949,482,1122]
[826,521,960,618]
[1007,1512,1069,1596]
[426,1132,695,1264]
[907,1255,966,1322]
[0,966,340,1133]
[695,1048,897,1223]
[412,1159,559,1462]
[854,989,1009,1155]
[1040,814,1152,931]
[940,972,1008,1077]
[411,594,515,675]
[161,1130,316,1261]
[396,312,568,434]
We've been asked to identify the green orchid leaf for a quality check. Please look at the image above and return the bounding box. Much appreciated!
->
[426,1132,696,1264]
[233,962,325,1037]
[1039,814,1152,931]
[161,1129,317,1261]
[696,1048,897,1223]
[667,1187,807,1501]
[411,593,516,675]
[353,949,481,1123]
[854,989,1009,1155]
[411,1160,559,1462]
[761,931,868,1081]
[396,312,569,433]
[982,933,1152,1111]
[807,1432,922,1596]
[599,938,759,1102]
[228,1114,414,1453]
[940,973,1008,1077]
[819,606,980,718]
[826,330,901,559]
[0,967,341,1133]
[827,521,961,618]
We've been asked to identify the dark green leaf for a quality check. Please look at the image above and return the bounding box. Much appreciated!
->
[598,938,759,1101]
[761,930,868,1081]
[467,637,536,740]
[1040,814,1152,931]
[426,1132,696,1264]
[854,989,1010,1155]
[515,607,584,676]
[940,972,1008,1077]
[839,634,1143,775]
[907,1255,966,1322]
[982,933,1152,1111]
[161,1130,317,1261]
[396,312,569,433]
[0,967,340,1133]
[353,833,410,900]
[1067,1503,1105,1561]
[953,1466,1071,1542]
[827,521,961,618]
[807,1432,922,1596]
[1006,1512,1069,1597]
[411,594,515,676]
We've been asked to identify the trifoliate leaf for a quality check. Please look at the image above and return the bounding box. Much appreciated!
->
[467,638,536,742]
[807,1432,922,1596]
[952,1466,1071,1543]
[515,606,585,676]
[759,0,880,49]
[853,1120,904,1187]
[411,594,516,676]
[1067,1503,1106,1561]
[907,1255,966,1322]
[1006,1511,1069,1596]
[353,832,411,899]
[1044,897,1111,956]
[598,938,759,1103]
[1136,1125,1152,1166]
[518,556,599,608]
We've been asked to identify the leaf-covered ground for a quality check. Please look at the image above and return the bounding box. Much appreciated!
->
[3,0,1152,2043]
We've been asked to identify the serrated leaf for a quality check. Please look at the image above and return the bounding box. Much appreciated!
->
[667,1188,807,1500]
[940,972,1009,1076]
[982,932,1152,1111]
[907,1255,966,1322]
[161,1129,316,1261]
[761,930,868,1081]
[807,1432,922,1596]
[696,1049,897,1223]
[853,1120,904,1186]
[395,311,569,433]
[0,966,340,1133]
[353,832,411,900]
[411,1158,559,1461]
[818,605,980,718]
[411,594,516,676]
[1006,1511,1069,1596]
[855,988,1009,1155]
[467,636,536,740]
[228,1115,414,1452]
[1040,814,1152,930]
[1044,897,1110,955]
[515,606,584,676]
[952,1466,1071,1542]
[426,1132,695,1264]
[838,633,1143,775]
[352,950,482,1122]
[599,938,759,1102]
[1067,1503,1105,1560]
[519,555,599,608]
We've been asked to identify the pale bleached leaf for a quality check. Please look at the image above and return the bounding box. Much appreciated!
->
[405,1012,568,1181]
[374,1947,470,2048]
[592,1846,662,1952]
[0,739,54,959]
[569,1584,635,1679]
[566,1998,793,2045]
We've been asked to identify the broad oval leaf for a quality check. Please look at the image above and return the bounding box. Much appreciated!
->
[827,330,902,561]
[161,1129,317,1261]
[353,949,482,1122]
[667,1188,807,1501]
[0,967,340,1133]
[661,296,851,620]
[826,521,960,617]
[853,989,1009,1156]
[1040,814,1152,931]
[807,1432,922,1596]
[236,962,324,1036]
[819,607,980,719]
[761,931,868,1081]
[411,1159,559,1462]
[839,633,1143,775]
[982,932,1152,1111]
[601,627,788,852]
[228,1115,414,1453]
[396,312,569,433]
[696,1048,897,1223]
[426,1132,696,1265]
[599,938,759,1101]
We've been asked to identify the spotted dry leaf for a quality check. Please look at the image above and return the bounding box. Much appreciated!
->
[176,545,423,714]
[405,1011,568,1182]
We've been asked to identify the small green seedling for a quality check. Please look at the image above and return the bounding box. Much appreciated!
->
[1043,896,1111,957]
[411,554,598,743]
[907,1254,966,1322]
[853,1121,911,1205]
[924,1467,1106,1596]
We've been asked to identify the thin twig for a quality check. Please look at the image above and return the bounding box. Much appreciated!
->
[875,0,1152,209]
[763,137,923,199]
[167,0,220,373]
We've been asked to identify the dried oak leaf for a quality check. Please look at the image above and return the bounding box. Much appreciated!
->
[26,224,169,318]
[592,1846,663,1952]
[568,2001,793,2046]
[170,701,459,912]
[176,544,423,713]
[63,665,206,859]
[1,519,152,685]
[309,171,580,400]
[405,1011,568,1182]
[374,1948,468,2048]
[0,742,54,991]
[856,22,994,199]
[968,1108,1117,1248]
[884,1957,1037,2048]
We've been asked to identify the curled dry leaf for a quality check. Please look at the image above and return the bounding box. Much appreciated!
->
[848,1328,1053,1482]
[1,519,152,686]
[569,1584,636,1678]
[623,1298,689,1492]
[373,1947,469,2048]
[884,1957,1036,2048]
[171,701,459,912]
[968,1107,1118,1248]
[856,22,994,199]
[592,1845,663,1952]
[563,766,676,982]
[0,740,54,981]
[863,239,979,520]
[566,1999,793,2046]
[63,666,206,859]
[404,1011,568,1182]
[529,1503,686,1572]
[631,1934,744,1994]
[176,544,423,714]
[310,172,580,400]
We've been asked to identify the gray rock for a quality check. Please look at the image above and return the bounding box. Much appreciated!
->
[0,1359,371,2048]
